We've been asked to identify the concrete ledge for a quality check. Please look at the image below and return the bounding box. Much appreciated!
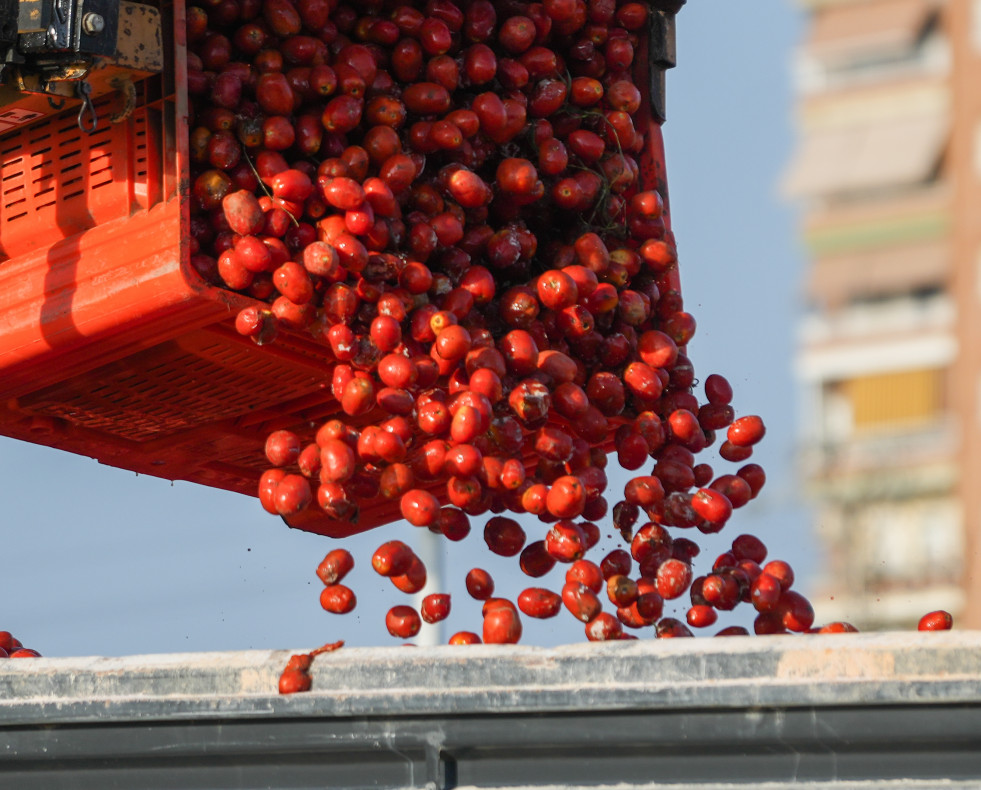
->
[3,633,981,789]
[1,631,980,724]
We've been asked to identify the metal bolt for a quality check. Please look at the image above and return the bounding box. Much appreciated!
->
[81,12,105,35]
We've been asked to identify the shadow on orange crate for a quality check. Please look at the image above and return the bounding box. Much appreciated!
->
[0,0,384,537]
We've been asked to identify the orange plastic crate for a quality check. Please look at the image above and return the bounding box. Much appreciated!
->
[0,0,679,538]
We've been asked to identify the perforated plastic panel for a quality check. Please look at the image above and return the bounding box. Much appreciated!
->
[0,78,166,262]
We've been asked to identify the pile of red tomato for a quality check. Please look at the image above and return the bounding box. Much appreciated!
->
[0,631,41,658]
[180,0,953,689]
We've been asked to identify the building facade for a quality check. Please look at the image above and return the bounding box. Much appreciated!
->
[785,0,981,628]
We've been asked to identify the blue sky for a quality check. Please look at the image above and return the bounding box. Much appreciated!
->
[662,0,816,622]
[0,1,815,656]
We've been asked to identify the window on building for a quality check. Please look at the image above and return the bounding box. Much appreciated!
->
[821,367,947,440]
[783,112,948,199]
[799,0,948,91]
[844,285,945,310]
[819,13,942,82]
[842,367,946,431]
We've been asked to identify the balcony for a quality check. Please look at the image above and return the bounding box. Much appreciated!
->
[801,290,953,343]
[800,417,959,500]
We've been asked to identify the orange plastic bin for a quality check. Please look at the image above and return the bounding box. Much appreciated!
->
[0,0,682,538]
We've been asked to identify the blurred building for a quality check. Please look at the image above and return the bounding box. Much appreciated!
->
[784,0,981,628]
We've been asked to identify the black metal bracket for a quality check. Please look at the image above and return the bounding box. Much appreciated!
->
[0,0,19,74]
[16,0,119,57]
[648,0,683,123]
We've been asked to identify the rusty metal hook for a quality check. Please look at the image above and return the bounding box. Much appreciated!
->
[76,80,98,134]
[110,77,137,124]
